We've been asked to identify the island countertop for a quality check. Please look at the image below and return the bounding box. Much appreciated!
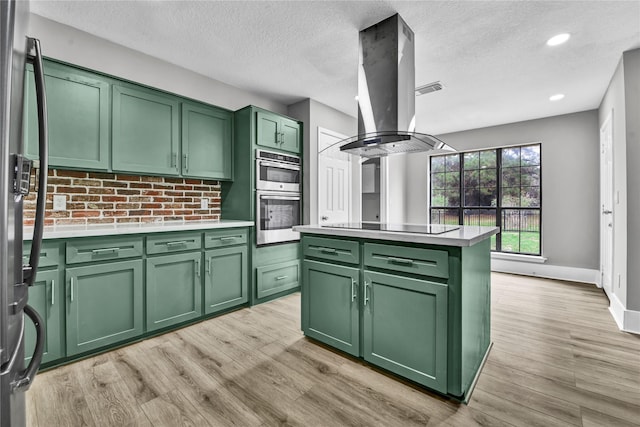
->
[24,219,254,240]
[293,224,498,247]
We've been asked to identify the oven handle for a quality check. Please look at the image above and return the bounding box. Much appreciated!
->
[258,160,301,171]
[259,194,301,201]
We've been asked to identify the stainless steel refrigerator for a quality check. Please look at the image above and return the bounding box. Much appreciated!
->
[1,0,49,425]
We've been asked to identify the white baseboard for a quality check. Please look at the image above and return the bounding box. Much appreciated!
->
[608,292,640,334]
[491,259,600,284]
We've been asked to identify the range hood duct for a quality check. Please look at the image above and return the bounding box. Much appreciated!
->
[340,14,453,158]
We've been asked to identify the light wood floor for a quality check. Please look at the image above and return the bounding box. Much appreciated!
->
[26,273,640,426]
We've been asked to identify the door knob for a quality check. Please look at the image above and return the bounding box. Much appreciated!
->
[321,216,328,221]
[603,210,612,214]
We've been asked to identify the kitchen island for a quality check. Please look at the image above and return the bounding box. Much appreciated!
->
[294,223,498,402]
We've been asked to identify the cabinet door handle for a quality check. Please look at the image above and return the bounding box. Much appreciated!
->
[388,256,414,266]
[51,279,55,306]
[195,259,200,277]
[364,280,370,306]
[70,277,74,302]
[165,241,189,247]
[184,153,189,171]
[91,247,120,255]
[275,275,288,281]
[171,152,178,170]
[280,132,285,144]
[206,257,212,274]
[351,279,357,302]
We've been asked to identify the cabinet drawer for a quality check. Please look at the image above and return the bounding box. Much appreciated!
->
[256,259,300,299]
[303,236,359,265]
[66,236,143,264]
[23,241,60,268]
[204,228,248,248]
[364,243,449,279]
[146,232,202,254]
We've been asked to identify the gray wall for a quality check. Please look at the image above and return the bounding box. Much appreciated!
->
[28,14,286,114]
[624,50,640,311]
[288,99,356,224]
[399,110,600,270]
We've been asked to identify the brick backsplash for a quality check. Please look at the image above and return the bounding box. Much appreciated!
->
[23,169,221,226]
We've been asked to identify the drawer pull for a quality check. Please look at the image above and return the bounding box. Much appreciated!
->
[275,275,288,281]
[387,257,414,266]
[165,241,189,247]
[219,236,238,242]
[91,247,120,255]
[320,247,337,254]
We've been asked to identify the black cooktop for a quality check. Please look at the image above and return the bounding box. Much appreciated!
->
[324,222,460,235]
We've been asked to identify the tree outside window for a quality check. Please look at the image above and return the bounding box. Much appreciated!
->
[429,144,541,255]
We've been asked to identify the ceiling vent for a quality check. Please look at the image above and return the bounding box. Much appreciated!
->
[416,81,444,96]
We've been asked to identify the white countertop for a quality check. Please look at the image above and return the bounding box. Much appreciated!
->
[25,220,254,240]
[293,224,499,247]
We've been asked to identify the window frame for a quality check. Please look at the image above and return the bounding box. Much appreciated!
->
[429,143,542,256]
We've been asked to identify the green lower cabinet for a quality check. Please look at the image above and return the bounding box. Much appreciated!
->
[204,246,248,314]
[302,260,360,357]
[256,259,300,299]
[66,260,143,356]
[24,269,63,365]
[146,252,203,331]
[363,270,448,393]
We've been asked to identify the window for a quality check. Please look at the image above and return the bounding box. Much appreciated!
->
[429,144,541,255]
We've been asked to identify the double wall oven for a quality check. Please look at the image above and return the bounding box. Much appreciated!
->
[255,149,301,245]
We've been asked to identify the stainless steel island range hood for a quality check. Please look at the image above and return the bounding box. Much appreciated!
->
[340,14,452,158]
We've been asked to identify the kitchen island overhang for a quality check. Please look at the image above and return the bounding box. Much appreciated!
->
[294,224,499,402]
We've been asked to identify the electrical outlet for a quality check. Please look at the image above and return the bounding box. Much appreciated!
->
[53,194,66,211]
[200,198,208,210]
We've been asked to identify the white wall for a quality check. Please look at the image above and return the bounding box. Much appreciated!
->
[28,14,286,114]
[599,48,640,326]
[400,111,600,273]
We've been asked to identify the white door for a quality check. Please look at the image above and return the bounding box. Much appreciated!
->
[600,110,614,294]
[318,127,351,225]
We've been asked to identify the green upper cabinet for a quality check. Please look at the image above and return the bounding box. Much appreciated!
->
[24,62,110,170]
[256,110,301,154]
[181,103,233,180]
[112,85,180,176]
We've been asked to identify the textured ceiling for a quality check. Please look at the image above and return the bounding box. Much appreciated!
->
[30,0,640,134]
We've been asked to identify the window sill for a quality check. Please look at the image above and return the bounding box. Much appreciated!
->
[491,252,547,264]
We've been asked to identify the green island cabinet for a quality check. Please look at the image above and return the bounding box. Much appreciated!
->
[203,229,249,314]
[65,236,144,356]
[24,61,110,170]
[22,242,64,365]
[256,110,301,154]
[146,232,203,331]
[301,234,491,400]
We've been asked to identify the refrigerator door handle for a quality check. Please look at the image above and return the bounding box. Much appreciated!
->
[11,304,45,392]
[0,316,24,377]
[24,37,48,286]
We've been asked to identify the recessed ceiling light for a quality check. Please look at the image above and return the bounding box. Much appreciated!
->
[549,93,565,101]
[546,33,570,46]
